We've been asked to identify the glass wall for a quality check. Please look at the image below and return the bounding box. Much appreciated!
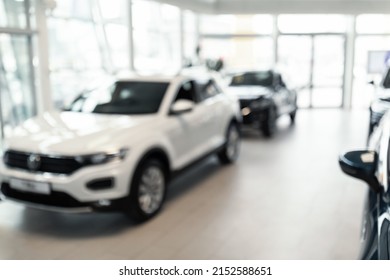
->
[278,14,348,34]
[200,14,347,108]
[352,15,390,108]
[183,10,198,66]
[0,35,35,126]
[4,0,390,121]
[48,0,128,108]
[275,15,347,108]
[0,0,28,28]
[200,15,274,70]
[47,0,187,108]
[0,0,36,144]
[132,0,181,74]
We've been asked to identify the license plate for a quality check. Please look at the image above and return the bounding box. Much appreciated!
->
[9,178,51,195]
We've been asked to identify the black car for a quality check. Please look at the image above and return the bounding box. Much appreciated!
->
[368,67,390,136]
[339,112,390,259]
[227,70,297,137]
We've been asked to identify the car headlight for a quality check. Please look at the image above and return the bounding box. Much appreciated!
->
[250,99,271,110]
[75,148,129,166]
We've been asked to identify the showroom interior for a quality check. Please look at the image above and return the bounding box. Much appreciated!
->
[1,0,390,259]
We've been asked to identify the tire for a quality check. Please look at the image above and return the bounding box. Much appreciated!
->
[290,110,297,124]
[218,122,240,164]
[124,159,167,222]
[290,95,298,125]
[261,107,277,137]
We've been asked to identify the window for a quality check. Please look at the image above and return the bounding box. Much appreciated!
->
[274,74,286,88]
[352,36,390,108]
[0,0,28,28]
[0,0,36,143]
[278,14,348,33]
[68,81,169,115]
[183,10,198,63]
[357,15,390,34]
[199,79,221,100]
[48,0,129,108]
[200,15,236,34]
[175,81,197,103]
[230,71,273,87]
[383,69,390,88]
[0,34,35,128]
[132,0,181,73]
[200,37,274,69]
[105,23,129,69]
[52,0,92,20]
[200,14,273,35]
[99,0,127,22]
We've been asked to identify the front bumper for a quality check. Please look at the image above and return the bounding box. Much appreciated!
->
[0,184,94,213]
[239,99,268,125]
[0,158,135,211]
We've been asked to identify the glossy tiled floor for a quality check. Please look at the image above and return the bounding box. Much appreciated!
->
[0,109,368,259]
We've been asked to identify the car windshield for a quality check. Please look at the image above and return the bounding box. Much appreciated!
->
[67,81,169,115]
[230,71,273,87]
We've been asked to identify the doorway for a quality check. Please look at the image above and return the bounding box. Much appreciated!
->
[278,34,345,108]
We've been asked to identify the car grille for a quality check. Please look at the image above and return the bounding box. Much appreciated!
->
[4,150,82,175]
[240,99,256,109]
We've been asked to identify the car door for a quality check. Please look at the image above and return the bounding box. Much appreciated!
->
[365,122,390,259]
[377,133,390,260]
[273,73,296,115]
[360,189,380,259]
[167,80,209,167]
[196,78,226,152]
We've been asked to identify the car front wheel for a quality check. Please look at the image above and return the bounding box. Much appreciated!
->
[125,159,167,222]
[261,107,277,137]
[290,110,297,124]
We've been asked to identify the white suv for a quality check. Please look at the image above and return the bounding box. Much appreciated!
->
[0,73,241,221]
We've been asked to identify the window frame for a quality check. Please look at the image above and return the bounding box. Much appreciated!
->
[197,78,222,101]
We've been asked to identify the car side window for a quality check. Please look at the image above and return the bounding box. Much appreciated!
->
[274,74,286,88]
[198,79,221,101]
[279,75,286,88]
[383,69,390,89]
[174,80,198,103]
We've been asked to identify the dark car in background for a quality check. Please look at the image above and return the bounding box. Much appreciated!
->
[227,70,297,137]
[339,112,390,259]
[369,67,390,136]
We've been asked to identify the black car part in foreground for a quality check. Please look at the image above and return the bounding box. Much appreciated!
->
[339,113,390,259]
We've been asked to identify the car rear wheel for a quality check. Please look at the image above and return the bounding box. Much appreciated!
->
[218,122,240,164]
[261,107,277,137]
[125,159,167,222]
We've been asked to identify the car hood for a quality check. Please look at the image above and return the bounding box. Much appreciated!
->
[5,111,158,155]
[227,86,272,100]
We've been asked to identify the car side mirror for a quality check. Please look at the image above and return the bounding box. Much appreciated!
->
[339,150,381,193]
[368,80,376,86]
[170,100,194,115]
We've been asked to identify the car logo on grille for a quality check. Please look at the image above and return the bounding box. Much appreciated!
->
[27,154,41,171]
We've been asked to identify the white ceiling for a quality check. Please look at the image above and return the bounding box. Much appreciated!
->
[154,0,390,14]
